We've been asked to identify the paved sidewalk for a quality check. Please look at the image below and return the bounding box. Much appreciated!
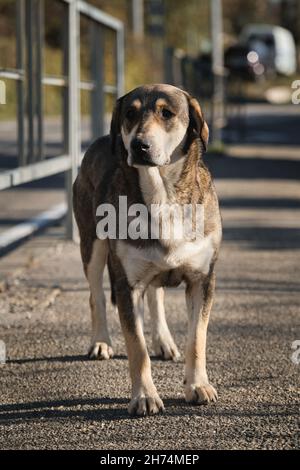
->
[0,152,300,449]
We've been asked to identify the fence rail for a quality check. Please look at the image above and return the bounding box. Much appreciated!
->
[0,0,124,240]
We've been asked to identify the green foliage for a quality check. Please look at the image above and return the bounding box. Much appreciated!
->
[164,0,210,54]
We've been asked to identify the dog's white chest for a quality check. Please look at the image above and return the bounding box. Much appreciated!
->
[116,236,215,287]
[159,236,215,272]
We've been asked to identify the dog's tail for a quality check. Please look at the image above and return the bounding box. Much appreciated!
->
[107,254,116,306]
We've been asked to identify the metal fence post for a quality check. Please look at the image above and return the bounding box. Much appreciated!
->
[36,0,44,161]
[116,26,125,97]
[131,0,144,39]
[91,22,104,140]
[66,0,80,240]
[25,0,35,164]
[62,2,69,155]
[210,0,225,144]
[16,0,25,166]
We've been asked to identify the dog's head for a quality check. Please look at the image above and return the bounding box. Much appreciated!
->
[110,84,209,167]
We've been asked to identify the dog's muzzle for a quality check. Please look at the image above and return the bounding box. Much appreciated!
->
[131,138,157,166]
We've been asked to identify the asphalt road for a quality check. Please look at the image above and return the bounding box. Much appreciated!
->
[0,146,299,449]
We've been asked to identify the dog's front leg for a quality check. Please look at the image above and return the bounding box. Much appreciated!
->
[184,272,218,405]
[118,288,164,416]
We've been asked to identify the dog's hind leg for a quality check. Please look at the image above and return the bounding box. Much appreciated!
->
[86,239,113,360]
[147,286,180,361]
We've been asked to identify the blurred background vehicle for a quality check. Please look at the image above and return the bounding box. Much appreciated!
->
[224,43,271,81]
[240,24,297,76]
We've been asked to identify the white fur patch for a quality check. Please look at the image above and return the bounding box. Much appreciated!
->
[121,119,187,168]
[141,120,186,167]
[121,124,138,166]
[117,234,215,287]
[138,167,168,206]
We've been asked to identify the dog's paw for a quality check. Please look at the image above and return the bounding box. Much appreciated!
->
[128,392,165,416]
[185,383,218,405]
[88,342,114,360]
[153,332,181,362]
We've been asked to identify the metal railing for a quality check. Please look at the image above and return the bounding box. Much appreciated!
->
[0,0,124,239]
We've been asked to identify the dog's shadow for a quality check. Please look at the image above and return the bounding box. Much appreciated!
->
[2,354,297,423]
[0,392,294,426]
[2,354,188,424]
[0,394,192,425]
[8,353,182,365]
[0,396,129,423]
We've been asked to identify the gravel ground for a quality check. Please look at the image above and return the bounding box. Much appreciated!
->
[0,152,299,450]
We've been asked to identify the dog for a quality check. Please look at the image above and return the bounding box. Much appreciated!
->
[73,84,222,416]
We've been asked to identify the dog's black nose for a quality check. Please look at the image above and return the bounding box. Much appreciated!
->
[131,138,150,154]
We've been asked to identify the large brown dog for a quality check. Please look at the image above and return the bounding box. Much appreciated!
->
[73,84,222,416]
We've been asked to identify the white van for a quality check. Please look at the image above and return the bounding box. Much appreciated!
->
[240,24,297,76]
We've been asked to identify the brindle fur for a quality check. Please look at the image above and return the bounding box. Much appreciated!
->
[73,84,222,416]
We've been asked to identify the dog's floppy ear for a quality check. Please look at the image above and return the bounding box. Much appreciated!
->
[110,96,124,155]
[185,93,209,152]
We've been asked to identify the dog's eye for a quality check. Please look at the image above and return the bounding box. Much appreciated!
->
[161,108,174,119]
[126,108,136,120]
